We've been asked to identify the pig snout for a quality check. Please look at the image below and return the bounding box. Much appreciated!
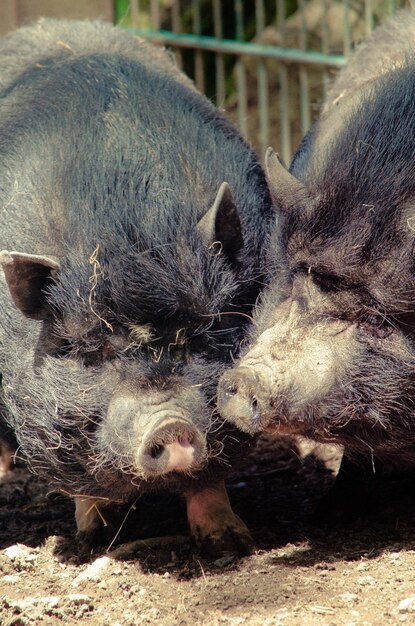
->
[217,367,272,434]
[138,418,207,476]
[99,384,210,481]
[218,314,357,436]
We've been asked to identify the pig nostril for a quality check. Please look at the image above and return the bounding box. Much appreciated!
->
[178,434,192,446]
[149,444,164,459]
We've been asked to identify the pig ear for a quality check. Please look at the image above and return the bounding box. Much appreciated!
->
[197,182,244,262]
[0,250,60,320]
[265,147,306,212]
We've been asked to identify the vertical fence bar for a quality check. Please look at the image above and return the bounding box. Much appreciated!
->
[235,0,248,138]
[130,0,139,28]
[342,0,351,57]
[150,0,160,30]
[171,0,183,69]
[365,0,374,35]
[277,0,291,165]
[135,0,144,27]
[213,0,226,106]
[121,0,406,166]
[388,0,397,13]
[298,0,311,137]
[256,0,269,157]
[192,0,205,93]
[321,0,330,105]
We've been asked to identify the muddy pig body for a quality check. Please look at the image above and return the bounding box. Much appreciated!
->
[0,19,274,553]
[218,9,415,470]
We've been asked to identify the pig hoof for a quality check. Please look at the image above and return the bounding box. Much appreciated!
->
[74,497,115,550]
[76,527,107,550]
[185,482,256,557]
[76,518,119,551]
[0,450,14,476]
[192,515,256,557]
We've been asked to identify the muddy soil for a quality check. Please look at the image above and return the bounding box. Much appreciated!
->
[1,435,415,626]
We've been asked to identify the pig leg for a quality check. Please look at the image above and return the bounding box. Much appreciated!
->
[316,454,398,523]
[0,441,15,476]
[75,496,110,547]
[316,455,367,523]
[185,480,255,556]
[0,410,18,475]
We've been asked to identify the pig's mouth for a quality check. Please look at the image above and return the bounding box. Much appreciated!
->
[217,358,359,439]
[236,395,340,441]
[265,397,371,446]
[217,364,277,435]
[76,418,209,499]
[265,416,329,440]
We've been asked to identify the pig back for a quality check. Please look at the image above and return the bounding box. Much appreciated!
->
[0,19,272,270]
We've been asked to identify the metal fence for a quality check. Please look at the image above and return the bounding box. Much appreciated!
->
[116,0,410,163]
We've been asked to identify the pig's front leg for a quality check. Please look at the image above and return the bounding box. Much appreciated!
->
[0,441,15,476]
[75,496,110,547]
[184,480,255,556]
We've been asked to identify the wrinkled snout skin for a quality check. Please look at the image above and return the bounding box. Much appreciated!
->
[100,383,209,479]
[220,9,415,465]
[218,287,357,437]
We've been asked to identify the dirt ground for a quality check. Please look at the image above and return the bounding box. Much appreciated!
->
[1,435,415,626]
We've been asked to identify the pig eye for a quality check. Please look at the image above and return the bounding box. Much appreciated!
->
[359,313,393,338]
[83,349,103,366]
[53,340,73,358]
[168,329,187,362]
[291,264,343,293]
[362,313,385,326]
[102,342,117,361]
[312,272,342,293]
[170,344,186,363]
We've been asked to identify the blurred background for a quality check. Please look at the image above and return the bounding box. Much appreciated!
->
[0,0,410,161]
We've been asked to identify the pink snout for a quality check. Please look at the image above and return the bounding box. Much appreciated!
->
[137,418,207,477]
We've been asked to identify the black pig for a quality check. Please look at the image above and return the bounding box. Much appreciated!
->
[218,10,415,474]
[0,19,274,554]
